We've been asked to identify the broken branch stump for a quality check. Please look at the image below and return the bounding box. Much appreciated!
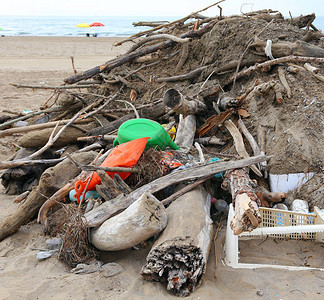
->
[163,88,206,116]
[141,186,213,297]
[222,168,262,235]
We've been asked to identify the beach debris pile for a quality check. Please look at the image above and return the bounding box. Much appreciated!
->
[1,2,324,297]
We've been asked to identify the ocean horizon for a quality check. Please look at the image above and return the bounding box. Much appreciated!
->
[0,15,323,37]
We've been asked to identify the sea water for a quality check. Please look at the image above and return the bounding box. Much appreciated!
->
[0,16,180,37]
[0,15,323,37]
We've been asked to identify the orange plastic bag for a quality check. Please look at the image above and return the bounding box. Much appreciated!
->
[75,137,149,203]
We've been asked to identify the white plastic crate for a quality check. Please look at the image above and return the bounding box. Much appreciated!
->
[259,207,317,240]
[224,204,324,271]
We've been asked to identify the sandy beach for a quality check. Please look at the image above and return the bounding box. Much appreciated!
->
[0,36,323,300]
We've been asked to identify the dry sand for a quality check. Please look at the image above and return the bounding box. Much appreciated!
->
[0,36,323,300]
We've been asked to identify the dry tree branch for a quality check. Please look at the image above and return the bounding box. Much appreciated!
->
[127,34,190,54]
[114,0,226,46]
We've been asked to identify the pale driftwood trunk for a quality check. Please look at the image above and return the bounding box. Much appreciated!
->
[17,126,87,148]
[174,114,196,151]
[0,151,97,241]
[141,186,213,297]
[163,88,206,116]
[251,38,324,58]
[222,168,262,235]
[224,119,262,177]
[90,192,167,251]
[83,155,270,228]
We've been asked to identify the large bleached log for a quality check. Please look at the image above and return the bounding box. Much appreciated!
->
[90,192,167,251]
[17,126,86,148]
[84,155,270,227]
[141,186,213,297]
[222,168,262,235]
[0,151,97,241]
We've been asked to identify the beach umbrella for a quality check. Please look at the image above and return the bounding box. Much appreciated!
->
[90,22,105,27]
[76,23,90,28]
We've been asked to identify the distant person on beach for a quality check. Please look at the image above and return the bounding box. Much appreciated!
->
[93,33,98,37]
[86,33,90,37]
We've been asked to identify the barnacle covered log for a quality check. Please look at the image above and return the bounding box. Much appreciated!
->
[141,186,213,297]
[222,168,262,235]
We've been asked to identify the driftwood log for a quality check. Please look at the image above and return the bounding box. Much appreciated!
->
[1,148,55,195]
[251,38,324,58]
[0,151,97,241]
[17,126,88,148]
[83,155,270,228]
[163,88,206,116]
[141,186,213,297]
[221,168,262,235]
[91,192,167,251]
[95,171,132,200]
[0,118,91,138]
[289,13,316,29]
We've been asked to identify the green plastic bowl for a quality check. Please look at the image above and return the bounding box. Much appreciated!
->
[113,118,179,150]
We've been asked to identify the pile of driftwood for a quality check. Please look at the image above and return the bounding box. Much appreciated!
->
[1,2,324,296]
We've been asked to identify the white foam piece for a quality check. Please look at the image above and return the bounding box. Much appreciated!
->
[269,172,315,193]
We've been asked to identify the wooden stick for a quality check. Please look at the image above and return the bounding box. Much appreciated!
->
[304,63,324,82]
[278,66,292,98]
[161,176,213,206]
[224,120,262,177]
[226,56,324,86]
[82,94,118,119]
[10,83,100,89]
[237,119,261,156]
[127,34,190,54]
[0,118,92,138]
[13,191,30,203]
[0,106,63,130]
[0,158,65,170]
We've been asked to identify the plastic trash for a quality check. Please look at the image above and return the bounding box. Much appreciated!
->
[45,237,62,250]
[211,198,229,214]
[36,250,57,261]
[14,121,28,127]
[291,199,309,214]
[113,118,179,150]
[69,189,101,202]
[74,137,149,203]
[208,157,224,178]
[162,124,177,141]
[273,203,288,210]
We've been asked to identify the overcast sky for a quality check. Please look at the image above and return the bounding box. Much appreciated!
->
[1,0,323,17]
